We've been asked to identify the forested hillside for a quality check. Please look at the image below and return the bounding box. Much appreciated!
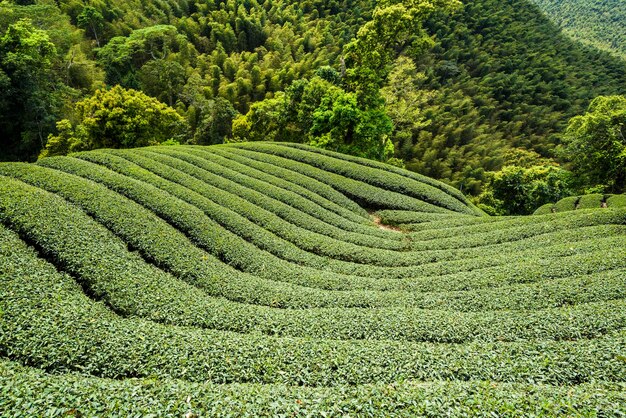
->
[530,0,626,59]
[400,0,626,192]
[1,0,625,196]
[0,0,374,161]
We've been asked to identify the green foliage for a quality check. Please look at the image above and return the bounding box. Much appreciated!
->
[1,144,626,414]
[138,59,186,106]
[0,18,58,161]
[232,76,395,160]
[232,0,460,162]
[2,360,625,417]
[577,193,605,210]
[76,6,104,47]
[228,142,479,214]
[553,195,580,213]
[395,0,626,192]
[41,86,185,157]
[534,193,626,214]
[1,0,626,197]
[607,194,626,208]
[308,82,394,160]
[343,0,461,106]
[533,202,555,215]
[531,0,626,60]
[561,95,626,193]
[96,24,195,89]
[0,3,102,161]
[381,56,433,156]
[477,165,573,215]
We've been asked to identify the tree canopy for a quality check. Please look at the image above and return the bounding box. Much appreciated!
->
[531,0,626,60]
[0,19,58,161]
[561,95,626,193]
[0,0,625,200]
[41,86,185,157]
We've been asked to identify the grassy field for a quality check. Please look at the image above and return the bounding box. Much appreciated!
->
[1,143,625,416]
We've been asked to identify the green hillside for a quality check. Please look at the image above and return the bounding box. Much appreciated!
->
[2,0,626,197]
[397,0,626,192]
[530,0,626,59]
[1,143,625,415]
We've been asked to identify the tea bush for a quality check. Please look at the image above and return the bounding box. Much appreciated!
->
[1,143,625,415]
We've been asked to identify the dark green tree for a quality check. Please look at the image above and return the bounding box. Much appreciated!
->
[77,6,104,47]
[0,19,58,161]
[561,95,626,193]
[138,59,187,106]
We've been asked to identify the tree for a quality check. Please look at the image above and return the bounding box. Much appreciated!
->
[190,97,237,144]
[231,94,286,142]
[381,56,433,157]
[0,19,58,161]
[309,83,394,160]
[76,6,104,47]
[40,86,186,157]
[561,95,626,193]
[476,165,573,215]
[343,0,461,107]
[97,25,194,88]
[138,59,187,106]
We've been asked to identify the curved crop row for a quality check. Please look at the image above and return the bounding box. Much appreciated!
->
[535,193,626,214]
[3,228,625,387]
[32,155,626,296]
[99,149,622,272]
[229,143,480,215]
[4,166,624,317]
[111,148,409,252]
[276,142,474,205]
[43,150,626,284]
[2,175,625,345]
[1,143,624,415]
[176,147,380,227]
[1,361,624,417]
[215,146,461,213]
[148,147,405,243]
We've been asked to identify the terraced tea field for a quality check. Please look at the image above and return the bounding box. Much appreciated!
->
[1,143,625,416]
[535,193,626,214]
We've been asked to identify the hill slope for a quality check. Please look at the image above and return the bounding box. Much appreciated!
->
[530,0,626,59]
[1,143,625,415]
[399,0,626,192]
[3,0,626,178]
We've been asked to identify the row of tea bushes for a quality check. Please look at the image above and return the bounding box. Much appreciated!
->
[2,144,625,415]
[535,193,626,214]
[216,145,463,213]
[1,360,624,417]
[229,143,479,215]
[2,225,625,386]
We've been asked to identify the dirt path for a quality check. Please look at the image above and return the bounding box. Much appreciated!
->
[371,215,404,233]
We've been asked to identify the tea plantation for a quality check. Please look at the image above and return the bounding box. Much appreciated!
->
[535,194,626,214]
[1,143,625,416]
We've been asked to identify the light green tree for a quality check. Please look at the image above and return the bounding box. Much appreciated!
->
[41,86,186,157]
[477,165,573,215]
[561,95,626,193]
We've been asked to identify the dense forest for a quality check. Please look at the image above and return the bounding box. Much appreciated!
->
[0,0,375,161]
[531,0,626,60]
[1,0,625,212]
